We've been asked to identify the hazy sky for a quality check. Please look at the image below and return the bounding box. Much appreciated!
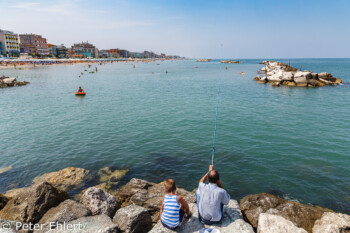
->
[0,0,349,58]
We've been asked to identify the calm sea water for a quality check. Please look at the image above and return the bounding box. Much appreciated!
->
[0,59,349,213]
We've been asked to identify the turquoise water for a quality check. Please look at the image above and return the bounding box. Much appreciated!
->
[1,59,349,213]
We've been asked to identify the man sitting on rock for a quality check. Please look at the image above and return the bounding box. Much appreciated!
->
[196,165,230,224]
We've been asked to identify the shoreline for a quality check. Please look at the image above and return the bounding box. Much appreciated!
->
[0,58,185,69]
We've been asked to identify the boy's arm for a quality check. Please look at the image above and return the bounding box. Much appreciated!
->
[159,195,165,221]
[177,196,191,216]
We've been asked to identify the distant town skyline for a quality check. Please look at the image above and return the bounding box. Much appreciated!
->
[1,0,350,58]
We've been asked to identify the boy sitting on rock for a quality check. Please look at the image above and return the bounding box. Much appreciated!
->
[159,179,192,229]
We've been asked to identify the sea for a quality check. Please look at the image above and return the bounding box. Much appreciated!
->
[0,58,349,213]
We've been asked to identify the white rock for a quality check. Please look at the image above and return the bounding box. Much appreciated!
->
[80,187,119,218]
[294,71,312,84]
[2,78,16,84]
[312,212,350,233]
[257,213,307,233]
[113,204,152,233]
[266,71,275,76]
[267,70,283,82]
[149,200,254,233]
[281,72,294,81]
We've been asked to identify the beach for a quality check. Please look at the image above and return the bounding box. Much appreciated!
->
[0,58,182,70]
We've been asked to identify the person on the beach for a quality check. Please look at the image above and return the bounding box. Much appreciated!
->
[77,86,84,93]
[196,165,230,224]
[160,179,192,229]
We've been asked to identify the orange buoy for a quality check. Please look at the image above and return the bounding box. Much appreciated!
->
[75,92,86,96]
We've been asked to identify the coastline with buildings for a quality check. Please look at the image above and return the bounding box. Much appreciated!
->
[0,57,184,69]
[0,28,184,62]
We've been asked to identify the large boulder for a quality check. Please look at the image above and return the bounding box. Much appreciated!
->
[150,200,254,233]
[239,193,331,233]
[2,78,16,84]
[307,79,325,87]
[113,204,152,233]
[80,187,119,218]
[311,73,318,80]
[4,188,27,200]
[287,81,297,86]
[33,167,92,192]
[257,77,267,84]
[267,70,283,82]
[318,72,337,82]
[257,213,307,233]
[115,178,195,224]
[36,199,91,233]
[281,72,294,81]
[294,72,312,86]
[45,215,119,233]
[0,182,69,224]
[312,212,350,233]
[0,194,8,211]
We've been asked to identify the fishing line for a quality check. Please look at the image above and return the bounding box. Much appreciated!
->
[211,44,224,165]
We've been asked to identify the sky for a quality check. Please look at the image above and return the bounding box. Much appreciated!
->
[0,0,349,58]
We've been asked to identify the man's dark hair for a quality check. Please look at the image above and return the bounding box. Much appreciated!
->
[208,170,220,183]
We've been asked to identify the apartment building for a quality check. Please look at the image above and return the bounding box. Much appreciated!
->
[0,29,20,56]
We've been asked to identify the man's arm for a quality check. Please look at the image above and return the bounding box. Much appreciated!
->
[217,179,224,189]
[199,165,214,183]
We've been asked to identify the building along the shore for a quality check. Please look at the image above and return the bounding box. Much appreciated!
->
[49,44,68,58]
[141,51,157,58]
[130,52,142,58]
[0,29,20,57]
[19,34,49,57]
[71,42,99,58]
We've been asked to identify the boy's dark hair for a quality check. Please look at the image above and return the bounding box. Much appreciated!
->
[208,170,220,183]
[164,179,176,193]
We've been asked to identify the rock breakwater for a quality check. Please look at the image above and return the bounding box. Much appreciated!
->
[254,61,342,87]
[196,59,211,62]
[0,167,349,233]
[0,76,29,88]
[221,60,240,64]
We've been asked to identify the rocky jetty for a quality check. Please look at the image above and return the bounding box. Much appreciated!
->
[0,76,29,88]
[221,60,240,64]
[196,59,211,62]
[0,167,349,233]
[254,61,342,87]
